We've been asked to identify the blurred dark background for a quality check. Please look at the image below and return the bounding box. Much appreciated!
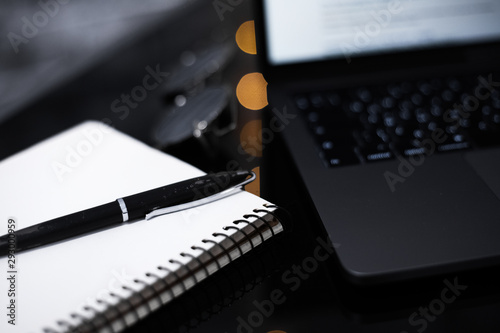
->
[0,0,259,174]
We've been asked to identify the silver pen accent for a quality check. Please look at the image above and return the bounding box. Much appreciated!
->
[145,172,256,220]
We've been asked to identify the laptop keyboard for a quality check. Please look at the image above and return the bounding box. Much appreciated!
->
[294,73,500,167]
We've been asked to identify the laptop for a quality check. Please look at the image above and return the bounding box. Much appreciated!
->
[255,0,500,285]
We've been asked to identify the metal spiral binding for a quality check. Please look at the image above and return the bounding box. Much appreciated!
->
[109,292,132,332]
[223,225,255,250]
[213,232,244,257]
[223,225,260,285]
[263,203,293,231]
[180,252,215,320]
[160,264,187,293]
[202,238,233,263]
[152,267,176,302]
[191,245,226,311]
[122,285,147,322]
[201,238,239,298]
[170,258,205,329]
[143,272,173,332]
[212,232,249,293]
[263,203,278,209]
[158,264,191,325]
[169,258,204,319]
[216,209,277,301]
[222,225,259,285]
[169,214,272,331]
[249,208,285,269]
[134,278,159,313]
[233,219,265,244]
[213,231,256,292]
[180,252,210,279]
[82,305,109,333]
[54,320,74,332]
[244,213,275,237]
[171,258,199,285]
[50,205,279,333]
[180,245,222,328]
[191,245,221,270]
[254,208,280,225]
[94,299,115,332]
[264,204,293,227]
[239,207,282,275]
[70,312,96,333]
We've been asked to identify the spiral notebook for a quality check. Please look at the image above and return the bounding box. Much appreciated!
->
[0,121,284,333]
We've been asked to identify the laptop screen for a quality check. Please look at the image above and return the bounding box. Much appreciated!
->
[263,0,500,65]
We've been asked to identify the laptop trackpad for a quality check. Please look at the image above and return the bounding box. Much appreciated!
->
[465,149,500,200]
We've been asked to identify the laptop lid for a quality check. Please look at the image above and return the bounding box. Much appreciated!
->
[256,0,500,82]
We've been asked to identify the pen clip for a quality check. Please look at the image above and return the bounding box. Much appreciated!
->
[145,171,257,220]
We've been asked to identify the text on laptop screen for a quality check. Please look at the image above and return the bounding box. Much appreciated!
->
[264,0,500,65]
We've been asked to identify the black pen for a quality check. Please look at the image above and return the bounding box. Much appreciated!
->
[0,171,255,256]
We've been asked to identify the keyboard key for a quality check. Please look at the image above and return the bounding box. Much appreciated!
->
[295,96,309,110]
[376,128,391,143]
[453,133,466,143]
[387,84,404,99]
[359,145,394,162]
[398,107,412,121]
[413,128,426,140]
[356,88,372,103]
[314,125,326,136]
[316,130,356,147]
[368,114,381,126]
[326,92,341,106]
[431,96,443,106]
[493,114,500,125]
[394,139,426,156]
[416,108,432,124]
[447,78,462,92]
[442,89,455,102]
[418,81,433,96]
[430,105,443,117]
[445,125,459,135]
[392,125,407,138]
[321,148,360,167]
[399,99,415,115]
[307,111,320,123]
[383,112,397,128]
[411,93,424,106]
[349,101,364,113]
[433,129,471,152]
[367,103,383,115]
[310,93,325,108]
[437,141,471,152]
[382,96,396,109]
[491,99,500,109]
[459,118,472,129]
[427,121,439,132]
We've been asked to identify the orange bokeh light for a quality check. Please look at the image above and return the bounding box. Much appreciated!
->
[236,73,268,111]
[239,119,263,157]
[235,20,257,55]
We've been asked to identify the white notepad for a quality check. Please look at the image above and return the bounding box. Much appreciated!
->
[0,121,283,333]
